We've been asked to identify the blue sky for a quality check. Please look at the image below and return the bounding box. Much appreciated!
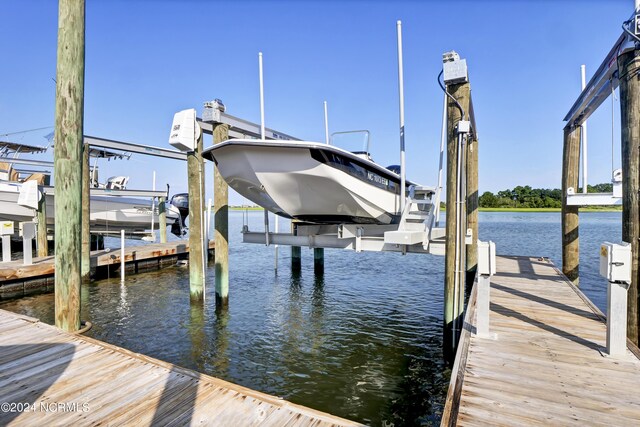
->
[0,0,633,204]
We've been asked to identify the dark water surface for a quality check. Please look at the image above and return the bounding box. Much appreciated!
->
[0,211,622,425]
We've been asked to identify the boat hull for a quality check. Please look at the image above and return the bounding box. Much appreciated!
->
[204,140,411,225]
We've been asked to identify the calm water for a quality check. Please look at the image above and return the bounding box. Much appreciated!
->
[0,211,622,425]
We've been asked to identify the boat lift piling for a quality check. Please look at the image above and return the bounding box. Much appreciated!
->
[53,0,85,332]
[314,248,325,275]
[159,196,167,243]
[561,126,581,286]
[187,132,205,302]
[212,120,230,307]
[442,51,474,361]
[562,2,640,343]
[291,222,302,273]
[619,46,640,344]
[36,185,48,258]
[81,143,90,280]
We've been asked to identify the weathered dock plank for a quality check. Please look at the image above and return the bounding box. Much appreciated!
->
[0,309,362,426]
[0,240,214,296]
[442,255,640,426]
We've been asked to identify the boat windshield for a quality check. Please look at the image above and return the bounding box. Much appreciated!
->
[330,130,370,155]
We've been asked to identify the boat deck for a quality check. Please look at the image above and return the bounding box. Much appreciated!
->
[0,240,214,297]
[442,255,640,426]
[0,309,362,426]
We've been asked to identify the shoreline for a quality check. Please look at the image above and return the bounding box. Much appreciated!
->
[476,207,621,213]
[230,207,622,213]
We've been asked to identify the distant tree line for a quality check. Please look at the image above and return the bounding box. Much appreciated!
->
[478,183,613,208]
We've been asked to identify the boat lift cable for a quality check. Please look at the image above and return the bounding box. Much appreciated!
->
[622,19,640,44]
[0,126,53,138]
[438,70,466,120]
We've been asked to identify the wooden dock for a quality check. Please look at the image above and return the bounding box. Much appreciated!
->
[0,240,215,297]
[0,309,361,426]
[442,255,640,426]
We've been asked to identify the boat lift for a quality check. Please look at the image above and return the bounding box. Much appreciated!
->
[241,186,446,256]
[563,7,640,206]
[199,28,448,257]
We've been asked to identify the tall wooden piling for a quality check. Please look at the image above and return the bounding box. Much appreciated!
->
[36,188,48,258]
[213,123,230,307]
[81,143,90,280]
[444,81,470,360]
[561,126,581,286]
[619,49,640,344]
[188,134,205,301]
[465,131,479,289]
[54,0,85,332]
[159,196,167,243]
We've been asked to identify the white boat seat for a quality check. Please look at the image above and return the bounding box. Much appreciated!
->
[106,176,129,190]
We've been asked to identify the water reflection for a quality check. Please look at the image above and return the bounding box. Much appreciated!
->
[212,305,230,377]
[117,281,130,320]
[188,301,206,373]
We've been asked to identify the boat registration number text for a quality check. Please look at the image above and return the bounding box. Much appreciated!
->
[367,172,389,186]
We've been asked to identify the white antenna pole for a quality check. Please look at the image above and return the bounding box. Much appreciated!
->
[581,64,588,194]
[435,93,447,226]
[258,52,272,251]
[324,101,330,144]
[259,52,266,140]
[150,170,156,238]
[120,230,125,283]
[396,20,406,209]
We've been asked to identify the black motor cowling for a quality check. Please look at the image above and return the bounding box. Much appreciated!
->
[169,193,189,227]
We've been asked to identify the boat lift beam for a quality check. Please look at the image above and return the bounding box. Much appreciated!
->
[199,101,300,141]
[563,8,638,206]
[564,10,637,130]
[83,106,298,162]
[0,158,54,168]
[39,186,169,198]
[241,223,446,256]
[84,136,188,161]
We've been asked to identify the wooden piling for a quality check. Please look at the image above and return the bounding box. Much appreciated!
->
[291,222,301,272]
[619,49,640,345]
[53,0,85,332]
[188,133,205,301]
[314,248,324,275]
[213,123,230,307]
[444,81,470,361]
[159,196,167,243]
[465,132,478,290]
[36,187,48,258]
[81,143,90,280]
[561,126,581,286]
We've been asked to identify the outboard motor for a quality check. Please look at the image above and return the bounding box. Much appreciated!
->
[169,193,189,228]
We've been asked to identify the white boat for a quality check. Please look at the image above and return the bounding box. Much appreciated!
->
[0,181,183,235]
[0,141,184,236]
[202,138,429,225]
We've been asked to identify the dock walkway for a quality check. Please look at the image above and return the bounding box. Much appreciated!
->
[442,255,640,426]
[0,240,214,297]
[0,309,361,426]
